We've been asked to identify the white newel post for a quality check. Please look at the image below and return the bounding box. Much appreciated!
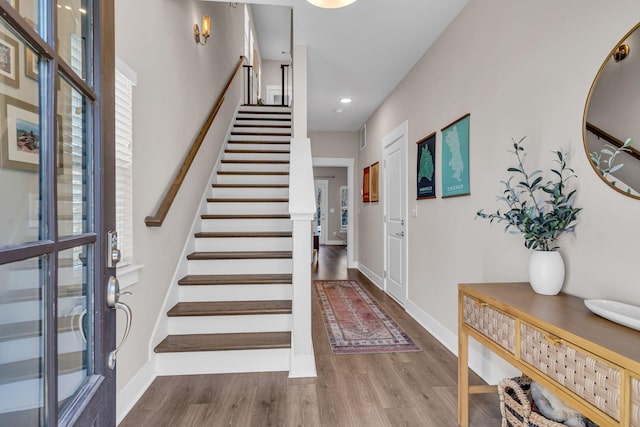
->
[288,137,317,378]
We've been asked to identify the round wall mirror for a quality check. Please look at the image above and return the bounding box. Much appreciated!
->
[584,22,640,199]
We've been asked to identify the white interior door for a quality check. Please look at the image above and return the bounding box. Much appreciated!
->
[383,122,408,305]
[314,180,329,245]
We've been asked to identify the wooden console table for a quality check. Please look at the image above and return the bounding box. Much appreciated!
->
[458,283,640,427]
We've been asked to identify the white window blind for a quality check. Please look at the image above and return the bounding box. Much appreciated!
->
[115,66,134,265]
[340,185,348,230]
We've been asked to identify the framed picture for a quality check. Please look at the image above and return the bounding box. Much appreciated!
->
[6,0,19,10]
[370,161,379,202]
[0,96,40,171]
[0,32,20,88]
[363,166,370,202]
[416,132,436,199]
[441,114,470,198]
[359,124,366,151]
[25,46,38,81]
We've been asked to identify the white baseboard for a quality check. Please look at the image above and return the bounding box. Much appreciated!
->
[357,263,383,289]
[289,351,317,378]
[404,299,518,385]
[116,359,156,425]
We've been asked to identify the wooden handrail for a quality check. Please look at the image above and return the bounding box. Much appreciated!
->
[586,121,640,162]
[145,56,246,227]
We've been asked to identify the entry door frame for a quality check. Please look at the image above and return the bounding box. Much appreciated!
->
[312,157,356,268]
[382,121,408,305]
[314,180,329,245]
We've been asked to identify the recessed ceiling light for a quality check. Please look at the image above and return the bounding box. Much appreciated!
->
[340,98,352,104]
[65,5,71,10]
[78,7,87,13]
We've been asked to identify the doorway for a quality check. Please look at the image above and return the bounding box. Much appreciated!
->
[0,1,116,425]
[314,180,329,245]
[382,121,408,305]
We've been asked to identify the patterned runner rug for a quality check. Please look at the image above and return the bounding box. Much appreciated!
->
[314,280,421,354]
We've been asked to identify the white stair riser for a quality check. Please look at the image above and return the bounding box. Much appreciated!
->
[215,174,289,185]
[227,143,290,151]
[210,187,289,198]
[228,134,290,142]
[224,152,289,161]
[168,314,291,335]
[156,348,290,376]
[239,106,291,112]
[194,237,292,252]
[201,219,292,232]
[206,201,289,215]
[0,296,85,324]
[221,163,289,172]
[232,127,291,136]
[187,258,292,275]
[0,331,85,364]
[0,370,86,413]
[234,120,291,126]
[179,284,292,302]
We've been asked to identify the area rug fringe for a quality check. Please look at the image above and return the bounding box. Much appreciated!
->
[314,280,421,354]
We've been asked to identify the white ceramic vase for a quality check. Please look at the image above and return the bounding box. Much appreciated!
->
[528,250,565,295]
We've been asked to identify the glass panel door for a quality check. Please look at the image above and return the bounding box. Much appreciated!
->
[0,0,115,425]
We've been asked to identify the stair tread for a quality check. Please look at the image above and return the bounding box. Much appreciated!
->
[167,300,292,317]
[230,132,291,136]
[217,171,289,176]
[236,117,291,122]
[0,316,76,342]
[187,251,292,260]
[195,231,292,238]
[154,331,291,353]
[234,124,291,129]
[0,351,84,385]
[201,214,289,219]
[178,274,293,286]
[0,284,82,304]
[221,159,289,164]
[211,184,289,188]
[224,149,290,154]
[207,198,288,203]
[227,140,290,145]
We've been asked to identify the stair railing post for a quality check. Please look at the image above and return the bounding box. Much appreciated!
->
[243,65,253,105]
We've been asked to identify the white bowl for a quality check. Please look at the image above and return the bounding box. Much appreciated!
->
[584,299,640,332]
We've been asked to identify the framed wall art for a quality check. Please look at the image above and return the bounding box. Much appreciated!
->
[370,161,379,202]
[0,32,20,88]
[416,132,436,199]
[441,114,470,198]
[1,96,40,171]
[362,165,370,202]
[25,47,38,81]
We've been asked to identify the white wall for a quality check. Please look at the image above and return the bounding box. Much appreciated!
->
[260,59,292,103]
[114,0,245,393]
[357,0,640,381]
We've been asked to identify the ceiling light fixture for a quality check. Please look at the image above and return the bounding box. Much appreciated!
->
[78,7,86,14]
[306,0,357,9]
[340,97,352,104]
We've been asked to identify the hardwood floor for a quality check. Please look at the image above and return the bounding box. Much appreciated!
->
[120,245,501,426]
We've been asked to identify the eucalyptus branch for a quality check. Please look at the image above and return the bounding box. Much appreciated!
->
[476,137,581,252]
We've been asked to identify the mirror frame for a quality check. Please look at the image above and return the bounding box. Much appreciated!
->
[582,21,640,200]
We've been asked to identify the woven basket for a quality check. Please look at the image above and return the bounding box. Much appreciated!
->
[498,377,565,427]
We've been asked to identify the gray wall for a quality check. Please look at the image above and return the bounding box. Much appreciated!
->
[314,167,348,244]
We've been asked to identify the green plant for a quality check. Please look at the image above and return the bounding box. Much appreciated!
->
[476,137,582,251]
[589,137,634,192]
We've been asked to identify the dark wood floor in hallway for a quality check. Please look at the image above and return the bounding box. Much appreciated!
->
[120,245,501,426]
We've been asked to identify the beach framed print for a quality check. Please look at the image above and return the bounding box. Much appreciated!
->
[1,96,40,171]
[441,114,470,198]
[416,132,436,199]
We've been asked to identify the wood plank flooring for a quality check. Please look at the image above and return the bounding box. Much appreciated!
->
[120,245,501,426]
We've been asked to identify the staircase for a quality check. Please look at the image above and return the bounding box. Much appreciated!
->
[154,105,296,374]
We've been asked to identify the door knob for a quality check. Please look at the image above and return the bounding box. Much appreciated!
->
[106,276,132,370]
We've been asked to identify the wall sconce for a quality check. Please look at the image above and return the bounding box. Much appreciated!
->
[613,44,630,62]
[194,15,211,45]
